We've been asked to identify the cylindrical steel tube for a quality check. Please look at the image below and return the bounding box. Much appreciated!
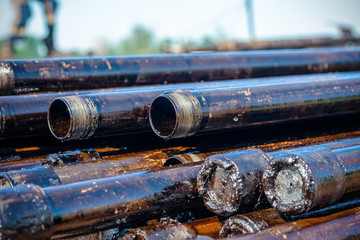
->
[150,71,360,139]
[49,71,360,140]
[219,208,286,238]
[0,149,178,188]
[197,149,271,216]
[120,216,222,240]
[197,138,360,216]
[0,88,128,139]
[1,47,359,95]
[0,163,202,239]
[229,206,360,240]
[263,144,360,215]
[0,148,102,172]
[1,72,326,140]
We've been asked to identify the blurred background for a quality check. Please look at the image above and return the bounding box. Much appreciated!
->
[0,0,359,59]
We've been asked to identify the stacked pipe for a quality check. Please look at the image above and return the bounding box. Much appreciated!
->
[0,47,360,239]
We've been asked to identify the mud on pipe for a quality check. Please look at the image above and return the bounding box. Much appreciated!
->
[1,47,360,95]
[150,71,360,139]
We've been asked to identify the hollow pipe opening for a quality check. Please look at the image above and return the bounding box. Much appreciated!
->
[150,96,177,139]
[163,157,183,167]
[48,99,71,139]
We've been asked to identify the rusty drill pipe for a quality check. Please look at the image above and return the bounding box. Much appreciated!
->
[120,216,222,240]
[0,149,181,188]
[48,71,360,140]
[1,47,360,95]
[219,196,360,238]
[196,138,360,216]
[0,148,102,172]
[0,163,202,239]
[263,143,360,215]
[150,71,360,140]
[229,206,360,240]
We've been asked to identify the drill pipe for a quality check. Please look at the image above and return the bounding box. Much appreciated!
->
[0,148,102,172]
[120,216,222,240]
[263,144,360,215]
[0,72,324,140]
[0,163,202,239]
[196,138,360,216]
[0,87,135,139]
[163,136,360,166]
[0,149,179,188]
[219,196,360,238]
[1,47,360,95]
[229,206,360,240]
[150,71,360,139]
[49,71,360,140]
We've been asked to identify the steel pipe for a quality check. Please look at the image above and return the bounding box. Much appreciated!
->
[196,138,360,216]
[1,47,359,95]
[150,71,360,139]
[263,143,360,215]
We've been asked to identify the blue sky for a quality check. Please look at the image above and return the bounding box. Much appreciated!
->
[0,0,359,52]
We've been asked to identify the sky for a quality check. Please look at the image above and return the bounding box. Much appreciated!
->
[0,0,359,52]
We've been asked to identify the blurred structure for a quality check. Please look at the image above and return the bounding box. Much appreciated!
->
[7,0,57,58]
[188,26,360,53]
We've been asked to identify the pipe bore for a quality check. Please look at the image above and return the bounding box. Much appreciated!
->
[48,96,98,140]
[48,99,71,139]
[150,92,202,140]
[150,96,177,138]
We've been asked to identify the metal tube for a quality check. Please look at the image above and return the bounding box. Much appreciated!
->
[0,163,202,239]
[1,47,359,95]
[0,148,102,172]
[120,216,222,239]
[1,71,334,140]
[263,144,360,215]
[229,206,360,240]
[150,71,360,139]
[219,197,360,238]
[0,149,177,188]
[48,71,360,140]
[0,88,129,139]
[196,138,360,216]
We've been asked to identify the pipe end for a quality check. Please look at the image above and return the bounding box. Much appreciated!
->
[0,62,15,95]
[197,157,242,216]
[262,153,314,215]
[219,215,260,238]
[150,91,201,140]
[163,154,204,167]
[48,96,98,140]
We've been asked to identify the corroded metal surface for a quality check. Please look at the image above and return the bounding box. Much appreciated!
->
[1,47,360,95]
[150,71,360,139]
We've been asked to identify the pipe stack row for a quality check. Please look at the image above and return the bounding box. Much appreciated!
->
[0,47,360,239]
